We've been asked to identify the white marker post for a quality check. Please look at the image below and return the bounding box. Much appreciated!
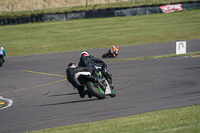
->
[176,41,186,55]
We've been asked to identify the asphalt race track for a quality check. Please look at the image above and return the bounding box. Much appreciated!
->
[0,39,200,133]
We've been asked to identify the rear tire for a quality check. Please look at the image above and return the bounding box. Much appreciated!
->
[102,53,109,58]
[86,82,106,99]
[0,58,3,67]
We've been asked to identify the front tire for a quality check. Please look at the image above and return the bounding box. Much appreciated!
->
[86,82,106,99]
[109,89,116,97]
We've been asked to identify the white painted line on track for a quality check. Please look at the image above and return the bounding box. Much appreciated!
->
[0,96,13,110]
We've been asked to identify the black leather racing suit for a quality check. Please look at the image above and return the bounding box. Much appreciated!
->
[66,66,96,98]
[78,55,107,70]
[78,55,112,85]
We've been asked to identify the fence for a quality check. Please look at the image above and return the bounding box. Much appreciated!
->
[1,1,200,26]
[0,0,160,13]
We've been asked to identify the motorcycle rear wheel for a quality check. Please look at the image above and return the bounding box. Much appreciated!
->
[102,53,109,58]
[0,58,3,67]
[86,82,106,99]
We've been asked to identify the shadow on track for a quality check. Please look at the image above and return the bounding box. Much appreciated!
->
[47,92,79,97]
[180,67,200,70]
[37,98,99,107]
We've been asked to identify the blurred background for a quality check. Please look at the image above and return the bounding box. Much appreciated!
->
[0,0,187,14]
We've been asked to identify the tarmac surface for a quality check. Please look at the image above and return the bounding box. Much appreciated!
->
[0,39,200,133]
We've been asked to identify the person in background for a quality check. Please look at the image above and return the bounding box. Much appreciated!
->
[109,45,119,57]
[78,51,113,89]
[0,47,6,63]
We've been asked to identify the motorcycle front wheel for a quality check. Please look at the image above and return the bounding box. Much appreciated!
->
[102,53,109,58]
[86,82,106,99]
[109,89,116,97]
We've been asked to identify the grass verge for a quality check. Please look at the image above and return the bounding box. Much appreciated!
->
[105,52,200,63]
[27,105,200,133]
[0,9,200,57]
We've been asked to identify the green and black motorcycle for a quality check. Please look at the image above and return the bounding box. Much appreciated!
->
[74,65,116,99]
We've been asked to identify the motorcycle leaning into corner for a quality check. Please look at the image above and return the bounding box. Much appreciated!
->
[0,50,5,67]
[75,65,116,99]
[102,45,119,58]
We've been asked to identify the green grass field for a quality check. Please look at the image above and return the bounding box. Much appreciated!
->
[27,105,200,133]
[0,9,200,57]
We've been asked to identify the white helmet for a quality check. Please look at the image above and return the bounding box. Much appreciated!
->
[0,47,4,50]
[80,51,89,57]
[68,62,78,68]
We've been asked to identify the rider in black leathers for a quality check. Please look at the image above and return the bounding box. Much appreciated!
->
[78,51,107,69]
[66,62,98,98]
[78,51,113,88]
[0,47,6,63]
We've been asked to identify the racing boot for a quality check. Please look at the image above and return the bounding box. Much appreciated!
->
[102,69,112,83]
[86,90,92,98]
[80,90,92,98]
[109,84,114,90]
[102,69,114,89]
[80,90,87,98]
